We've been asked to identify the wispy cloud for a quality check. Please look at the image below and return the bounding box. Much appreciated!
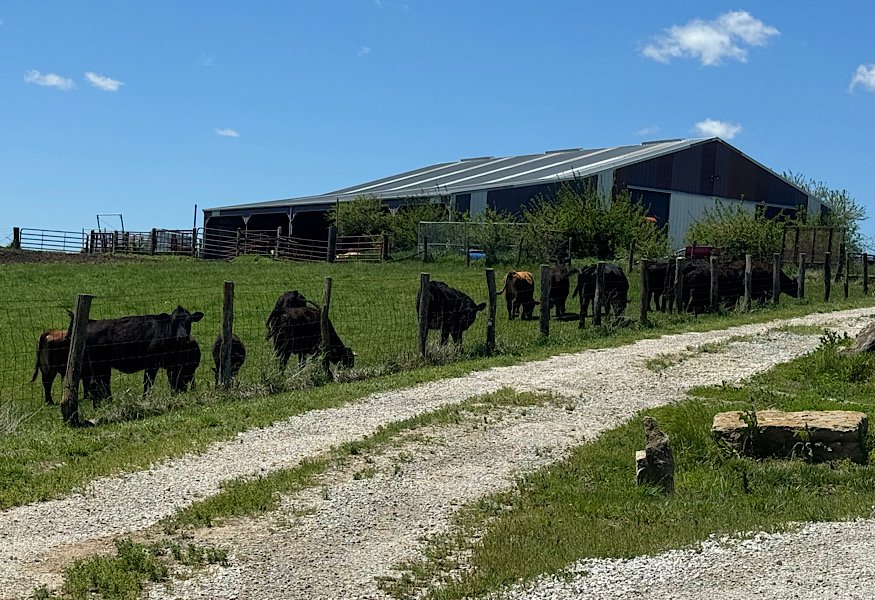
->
[199,52,216,68]
[215,128,240,138]
[849,64,875,92]
[356,45,372,58]
[84,71,123,92]
[694,118,742,140]
[24,69,75,90]
[643,11,779,66]
[636,125,660,137]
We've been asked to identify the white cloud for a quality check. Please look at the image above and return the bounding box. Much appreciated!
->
[643,11,779,66]
[357,45,372,58]
[199,52,216,68]
[24,69,75,90]
[694,118,742,140]
[84,71,123,92]
[849,64,875,92]
[215,128,240,138]
[636,125,660,137]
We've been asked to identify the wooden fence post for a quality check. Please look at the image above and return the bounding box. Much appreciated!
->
[798,253,806,299]
[150,228,157,255]
[823,252,832,302]
[864,254,870,296]
[485,268,497,354]
[320,277,333,373]
[710,256,719,310]
[418,273,430,357]
[219,281,235,388]
[327,225,337,263]
[844,252,850,299]
[593,261,605,326]
[61,293,94,426]
[539,264,551,337]
[274,227,282,259]
[12,227,21,249]
[834,240,844,283]
[772,253,781,304]
[639,259,649,325]
[192,227,199,257]
[674,257,684,313]
[744,254,753,311]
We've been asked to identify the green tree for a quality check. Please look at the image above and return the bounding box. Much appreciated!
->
[685,200,793,258]
[784,171,868,253]
[328,195,385,236]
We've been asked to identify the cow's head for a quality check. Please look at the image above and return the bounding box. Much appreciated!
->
[170,305,204,340]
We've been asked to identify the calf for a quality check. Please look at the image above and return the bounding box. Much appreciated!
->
[211,333,247,385]
[30,329,69,405]
[266,290,319,341]
[498,271,536,320]
[78,305,204,402]
[572,264,630,327]
[272,306,354,371]
[417,281,486,345]
[548,265,576,318]
[164,337,201,393]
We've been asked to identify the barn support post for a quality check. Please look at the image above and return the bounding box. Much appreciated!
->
[539,264,551,337]
[798,253,807,300]
[844,252,850,299]
[744,254,753,312]
[327,225,337,263]
[823,252,832,302]
[219,281,235,389]
[485,268,497,354]
[11,227,21,250]
[150,228,157,255]
[320,277,334,374]
[710,256,719,310]
[61,293,94,426]
[381,233,389,261]
[673,257,684,314]
[417,273,430,357]
[639,259,650,325]
[772,253,781,304]
[593,261,605,327]
[864,254,870,295]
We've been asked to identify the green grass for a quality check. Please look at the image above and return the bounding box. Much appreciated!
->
[2,254,874,511]
[382,339,875,599]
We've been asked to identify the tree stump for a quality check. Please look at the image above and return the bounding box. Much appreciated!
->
[635,416,674,493]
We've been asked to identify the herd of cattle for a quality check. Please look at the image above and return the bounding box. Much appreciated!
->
[28,258,799,411]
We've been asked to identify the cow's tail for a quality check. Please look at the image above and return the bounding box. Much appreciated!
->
[30,332,47,383]
[496,272,514,296]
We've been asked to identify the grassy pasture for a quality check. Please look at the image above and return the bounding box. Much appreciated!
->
[1,252,875,511]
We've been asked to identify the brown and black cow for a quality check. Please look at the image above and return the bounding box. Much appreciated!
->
[497,271,536,320]
[30,329,69,405]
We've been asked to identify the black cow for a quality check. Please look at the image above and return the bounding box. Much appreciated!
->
[272,306,354,371]
[164,337,201,393]
[572,264,630,327]
[497,271,536,320]
[548,266,575,318]
[417,281,486,345]
[266,291,319,341]
[644,261,671,312]
[30,329,69,405]
[78,305,204,402]
[676,259,798,313]
[211,333,247,385]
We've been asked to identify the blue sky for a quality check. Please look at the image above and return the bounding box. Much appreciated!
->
[2,2,874,246]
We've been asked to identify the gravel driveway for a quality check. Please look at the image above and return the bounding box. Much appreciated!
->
[2,307,874,599]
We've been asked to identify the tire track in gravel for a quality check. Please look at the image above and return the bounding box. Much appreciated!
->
[2,307,874,598]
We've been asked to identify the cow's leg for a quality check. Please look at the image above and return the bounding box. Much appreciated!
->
[506,297,514,320]
[439,327,450,346]
[42,371,55,405]
[143,367,159,395]
[579,298,590,329]
[451,329,463,345]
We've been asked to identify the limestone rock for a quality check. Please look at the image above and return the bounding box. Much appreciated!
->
[846,322,875,353]
[712,410,868,463]
[635,416,674,493]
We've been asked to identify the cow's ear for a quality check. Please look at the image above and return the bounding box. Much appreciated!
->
[191,311,205,323]
[476,302,487,312]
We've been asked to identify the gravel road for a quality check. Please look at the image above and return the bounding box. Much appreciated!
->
[2,307,874,599]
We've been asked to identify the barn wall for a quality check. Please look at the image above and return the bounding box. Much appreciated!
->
[667,193,756,250]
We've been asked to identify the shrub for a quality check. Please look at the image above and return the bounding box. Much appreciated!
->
[328,195,385,237]
[685,200,794,259]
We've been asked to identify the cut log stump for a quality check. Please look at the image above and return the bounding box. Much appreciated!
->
[712,410,868,463]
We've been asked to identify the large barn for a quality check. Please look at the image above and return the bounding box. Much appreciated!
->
[203,137,822,251]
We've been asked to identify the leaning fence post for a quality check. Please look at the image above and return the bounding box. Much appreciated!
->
[864,254,870,296]
[485,268,497,354]
[674,257,684,313]
[539,264,551,337]
[798,253,807,299]
[844,252,850,299]
[12,227,21,249]
[744,254,753,311]
[823,252,832,302]
[150,228,157,255]
[61,293,94,426]
[640,259,650,324]
[772,253,781,304]
[418,273,430,357]
[320,277,334,373]
[710,256,719,310]
[219,281,235,388]
[593,261,605,326]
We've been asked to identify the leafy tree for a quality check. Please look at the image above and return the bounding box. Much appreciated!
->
[784,171,868,253]
[328,195,385,237]
[684,200,793,258]
[386,203,446,252]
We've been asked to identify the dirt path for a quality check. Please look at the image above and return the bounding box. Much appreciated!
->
[2,307,873,599]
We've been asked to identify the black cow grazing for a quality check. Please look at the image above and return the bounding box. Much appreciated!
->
[675,259,799,314]
[272,306,354,371]
[266,290,319,341]
[417,281,486,345]
[78,305,204,402]
[30,329,69,405]
[498,271,536,320]
[572,264,630,327]
[211,333,247,385]
[164,337,201,393]
[644,261,671,312]
[548,265,576,318]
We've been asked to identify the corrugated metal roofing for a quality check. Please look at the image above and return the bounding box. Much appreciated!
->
[205,137,721,212]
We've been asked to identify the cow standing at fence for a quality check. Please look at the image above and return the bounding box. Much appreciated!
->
[417,281,486,345]
[164,337,201,393]
[271,306,354,372]
[76,305,204,402]
[548,265,576,318]
[30,329,69,405]
[572,264,630,326]
[266,290,319,341]
[212,333,247,385]
[497,271,536,320]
